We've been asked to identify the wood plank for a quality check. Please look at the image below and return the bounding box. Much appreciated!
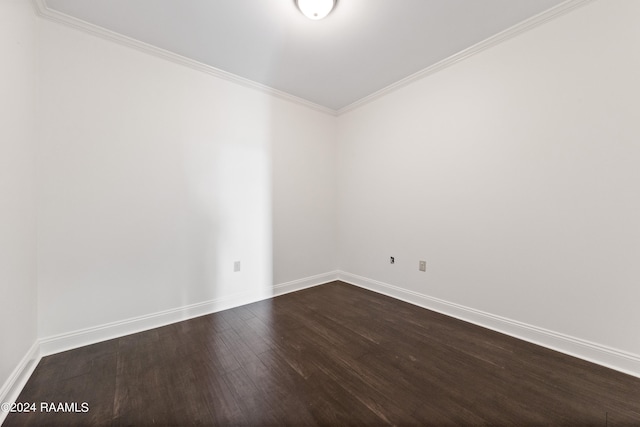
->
[4,281,640,426]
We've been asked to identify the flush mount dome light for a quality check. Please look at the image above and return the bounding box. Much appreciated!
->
[296,0,335,20]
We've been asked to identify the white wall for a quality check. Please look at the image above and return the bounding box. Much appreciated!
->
[337,0,640,357]
[6,0,637,385]
[37,19,336,339]
[0,0,38,398]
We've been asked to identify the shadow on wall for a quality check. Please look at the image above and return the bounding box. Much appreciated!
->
[36,15,336,346]
[36,49,277,339]
[183,115,274,309]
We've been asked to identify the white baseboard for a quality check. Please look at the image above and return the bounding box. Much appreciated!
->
[39,271,338,357]
[2,271,338,424]
[273,271,339,296]
[338,271,640,379]
[0,341,40,426]
[10,268,636,424]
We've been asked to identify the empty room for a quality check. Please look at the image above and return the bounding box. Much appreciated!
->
[2,0,639,425]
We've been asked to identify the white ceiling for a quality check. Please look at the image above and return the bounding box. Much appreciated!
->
[43,0,567,112]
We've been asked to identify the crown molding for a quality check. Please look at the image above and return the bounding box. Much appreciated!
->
[336,0,595,115]
[33,0,593,117]
[32,0,337,116]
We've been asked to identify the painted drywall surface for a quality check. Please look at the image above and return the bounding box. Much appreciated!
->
[337,0,640,356]
[0,0,38,392]
[270,106,338,284]
[37,19,336,338]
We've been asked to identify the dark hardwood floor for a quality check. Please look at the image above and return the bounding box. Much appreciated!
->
[4,281,640,426]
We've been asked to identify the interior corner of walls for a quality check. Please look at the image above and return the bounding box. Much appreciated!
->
[272,271,339,297]
[336,271,640,379]
[0,340,41,425]
[31,0,47,17]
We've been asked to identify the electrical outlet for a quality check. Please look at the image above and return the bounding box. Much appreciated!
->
[390,257,395,264]
[234,261,241,272]
[419,260,426,272]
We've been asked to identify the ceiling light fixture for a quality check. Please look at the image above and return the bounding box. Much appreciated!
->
[296,0,335,20]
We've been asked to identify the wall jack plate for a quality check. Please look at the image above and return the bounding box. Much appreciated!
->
[390,257,395,264]
[419,261,426,272]
[234,261,241,272]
